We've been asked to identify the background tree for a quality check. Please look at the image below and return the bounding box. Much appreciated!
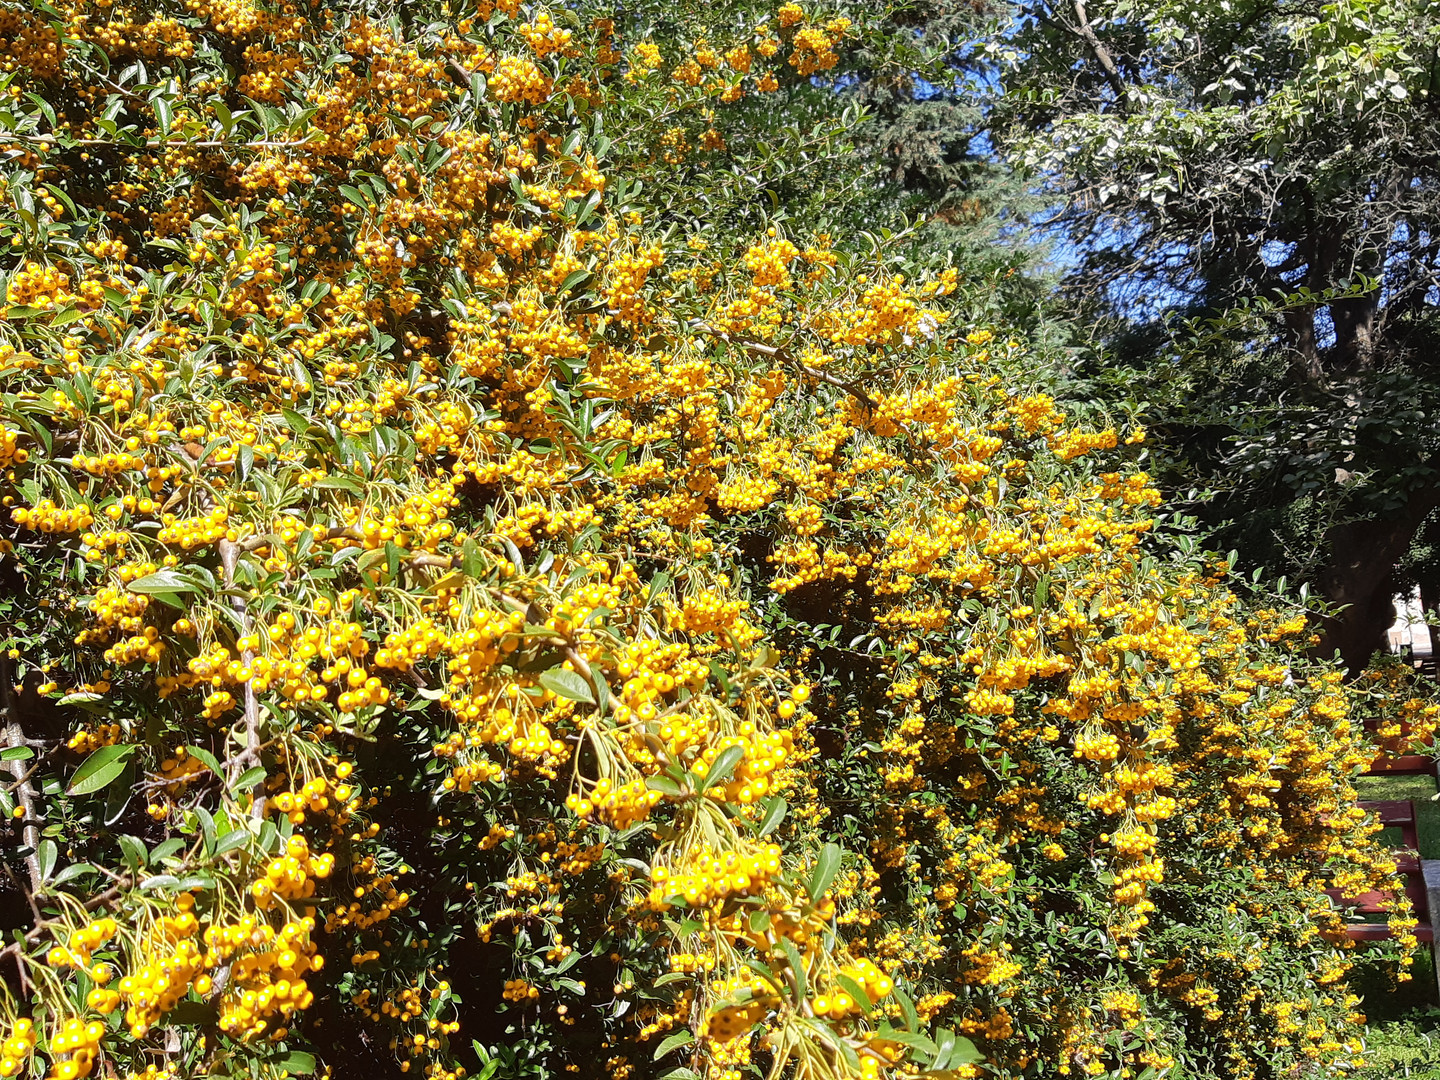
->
[992,0,1440,669]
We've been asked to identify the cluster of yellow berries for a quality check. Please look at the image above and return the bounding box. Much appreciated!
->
[71,451,146,477]
[251,834,336,907]
[155,508,234,551]
[207,915,320,1039]
[501,978,539,1003]
[821,958,895,1016]
[1074,728,1122,762]
[44,1018,104,1080]
[647,844,784,909]
[565,777,662,828]
[119,938,206,1038]
[48,917,119,973]
[67,724,123,752]
[0,1019,35,1077]
[0,427,26,469]
[268,772,353,825]
[4,262,79,309]
[9,500,94,533]
[699,724,794,805]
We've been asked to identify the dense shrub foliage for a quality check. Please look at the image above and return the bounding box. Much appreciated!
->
[0,2,1434,1079]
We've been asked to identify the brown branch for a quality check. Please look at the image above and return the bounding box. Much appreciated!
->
[2,133,316,151]
[218,541,264,819]
[1070,0,1127,102]
[689,321,877,412]
[0,655,43,899]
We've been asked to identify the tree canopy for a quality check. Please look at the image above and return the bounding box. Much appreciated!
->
[994,0,1440,668]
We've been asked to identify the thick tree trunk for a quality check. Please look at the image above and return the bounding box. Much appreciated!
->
[1422,580,1440,676]
[1315,488,1440,673]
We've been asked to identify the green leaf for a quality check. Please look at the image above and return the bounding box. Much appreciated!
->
[117,834,146,875]
[194,805,217,856]
[273,1052,316,1075]
[559,269,593,295]
[646,775,683,797]
[186,746,222,778]
[149,837,185,864]
[67,744,137,796]
[835,973,872,1015]
[701,743,745,792]
[652,1030,694,1060]
[806,842,842,903]
[932,1028,959,1071]
[232,765,266,792]
[946,1034,983,1066]
[891,986,920,1034]
[215,828,250,856]
[52,862,95,887]
[779,935,807,1005]
[126,570,200,611]
[54,692,102,708]
[37,839,57,881]
[873,1024,935,1055]
[312,475,363,494]
[757,796,787,837]
[0,746,33,762]
[539,667,594,704]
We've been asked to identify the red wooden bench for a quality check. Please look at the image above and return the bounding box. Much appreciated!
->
[1324,799,1434,942]
[1365,754,1436,777]
[1360,717,1434,776]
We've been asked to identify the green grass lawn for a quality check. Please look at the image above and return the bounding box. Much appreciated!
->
[1356,774,1440,859]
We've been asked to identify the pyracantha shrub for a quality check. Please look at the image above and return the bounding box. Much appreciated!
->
[0,1,1432,1079]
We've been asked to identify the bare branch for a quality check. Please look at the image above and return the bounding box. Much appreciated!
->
[0,654,43,899]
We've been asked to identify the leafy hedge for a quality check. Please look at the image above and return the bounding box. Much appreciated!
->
[0,1,1431,1079]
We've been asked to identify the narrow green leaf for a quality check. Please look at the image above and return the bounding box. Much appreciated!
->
[194,805,217,857]
[757,796,787,837]
[646,775,683,797]
[37,839,57,881]
[835,974,872,1015]
[539,667,594,704]
[67,744,137,796]
[186,746,222,778]
[892,986,920,1034]
[117,834,146,875]
[272,1051,316,1074]
[652,1030,694,1060]
[127,570,199,596]
[701,744,745,792]
[233,765,266,793]
[806,842,842,903]
[779,935,807,1005]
